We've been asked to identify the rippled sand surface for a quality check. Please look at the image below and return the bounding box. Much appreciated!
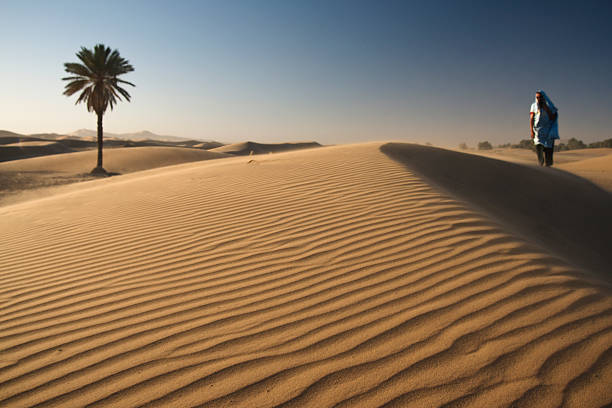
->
[1,143,611,407]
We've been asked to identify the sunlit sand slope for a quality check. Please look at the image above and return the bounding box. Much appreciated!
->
[469,147,612,167]
[557,153,612,192]
[1,143,611,407]
[0,147,230,206]
[0,146,229,175]
[210,141,321,155]
[469,147,612,192]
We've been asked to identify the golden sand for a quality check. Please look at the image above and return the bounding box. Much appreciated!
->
[1,143,610,407]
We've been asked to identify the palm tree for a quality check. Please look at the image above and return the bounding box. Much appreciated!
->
[63,44,135,175]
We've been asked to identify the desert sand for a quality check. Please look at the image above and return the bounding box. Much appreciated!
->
[467,147,612,166]
[556,153,612,192]
[0,130,224,163]
[0,140,74,162]
[1,142,611,407]
[467,147,612,192]
[0,147,229,206]
[210,141,321,156]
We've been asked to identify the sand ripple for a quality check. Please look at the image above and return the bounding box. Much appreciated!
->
[0,143,610,407]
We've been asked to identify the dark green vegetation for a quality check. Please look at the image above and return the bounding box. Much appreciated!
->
[477,141,493,150]
[494,138,612,152]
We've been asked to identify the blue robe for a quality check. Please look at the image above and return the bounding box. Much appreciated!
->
[531,90,559,148]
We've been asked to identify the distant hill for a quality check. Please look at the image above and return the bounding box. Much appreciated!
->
[0,130,24,139]
[0,130,224,162]
[69,129,208,143]
[1,130,324,163]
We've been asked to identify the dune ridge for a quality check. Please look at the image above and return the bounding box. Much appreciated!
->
[210,141,321,156]
[1,143,611,407]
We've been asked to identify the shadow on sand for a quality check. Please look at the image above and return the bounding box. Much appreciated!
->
[381,143,612,283]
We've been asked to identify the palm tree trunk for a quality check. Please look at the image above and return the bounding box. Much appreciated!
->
[97,112,103,169]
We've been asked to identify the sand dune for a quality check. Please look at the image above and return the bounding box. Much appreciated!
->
[462,147,538,165]
[0,131,226,163]
[0,141,74,162]
[381,143,612,280]
[210,141,321,155]
[0,131,49,145]
[0,147,229,206]
[466,146,612,193]
[4,141,59,147]
[557,153,612,192]
[0,143,611,407]
[0,146,228,175]
[467,147,612,166]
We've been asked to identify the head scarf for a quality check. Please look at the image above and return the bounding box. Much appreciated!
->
[535,90,557,114]
[534,90,559,139]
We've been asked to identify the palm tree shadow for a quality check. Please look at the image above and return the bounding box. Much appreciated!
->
[88,170,121,178]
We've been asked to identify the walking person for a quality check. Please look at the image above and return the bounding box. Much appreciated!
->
[530,90,559,166]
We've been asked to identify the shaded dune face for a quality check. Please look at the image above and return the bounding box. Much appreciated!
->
[381,143,612,282]
[0,142,74,162]
[0,144,611,407]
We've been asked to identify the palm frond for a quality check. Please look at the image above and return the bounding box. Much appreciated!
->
[111,82,132,101]
[62,75,88,81]
[76,47,97,73]
[64,63,92,77]
[75,87,93,111]
[63,79,91,96]
[116,78,136,87]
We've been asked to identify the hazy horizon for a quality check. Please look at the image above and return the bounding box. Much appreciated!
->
[2,0,611,147]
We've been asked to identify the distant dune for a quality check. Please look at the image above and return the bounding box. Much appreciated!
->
[470,146,612,167]
[0,130,49,144]
[0,139,324,205]
[68,129,220,144]
[0,140,74,162]
[557,153,612,192]
[0,146,228,174]
[464,147,612,193]
[1,142,610,407]
[0,146,229,205]
[0,130,225,162]
[210,141,322,155]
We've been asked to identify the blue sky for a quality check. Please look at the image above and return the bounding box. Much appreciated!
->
[1,0,611,146]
